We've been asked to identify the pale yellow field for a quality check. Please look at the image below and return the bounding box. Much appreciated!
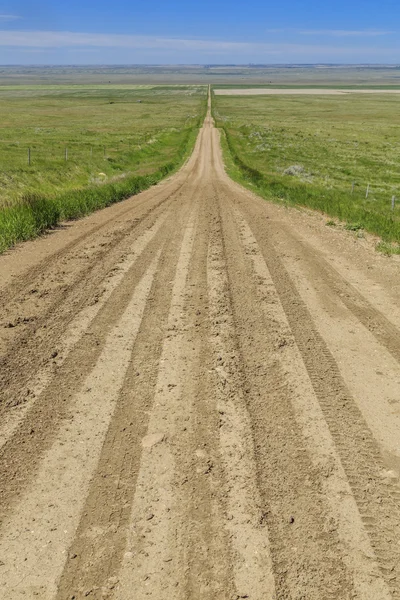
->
[214,88,400,95]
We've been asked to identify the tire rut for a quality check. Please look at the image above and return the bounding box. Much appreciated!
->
[0,187,181,411]
[54,186,197,600]
[230,191,400,599]
[0,250,162,600]
[273,224,400,366]
[216,186,354,600]
[112,203,199,600]
[230,203,392,600]
[207,189,276,600]
[0,185,184,407]
[0,124,209,411]
[179,182,235,600]
[0,202,173,449]
[0,196,186,525]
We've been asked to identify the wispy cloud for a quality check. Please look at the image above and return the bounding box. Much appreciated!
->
[266,28,394,37]
[299,29,394,37]
[0,14,20,21]
[0,30,399,62]
[0,30,287,52]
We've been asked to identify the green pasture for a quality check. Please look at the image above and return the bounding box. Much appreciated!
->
[0,85,206,207]
[0,85,206,252]
[213,91,400,250]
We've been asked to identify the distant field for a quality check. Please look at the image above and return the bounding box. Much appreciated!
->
[2,65,400,86]
[0,85,206,207]
[215,88,400,95]
[213,91,400,248]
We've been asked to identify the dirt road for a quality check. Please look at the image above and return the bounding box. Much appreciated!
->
[1,93,400,600]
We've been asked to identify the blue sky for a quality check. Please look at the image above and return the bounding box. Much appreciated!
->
[1,0,400,64]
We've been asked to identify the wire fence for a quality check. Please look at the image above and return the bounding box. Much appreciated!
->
[0,141,143,167]
[347,181,399,215]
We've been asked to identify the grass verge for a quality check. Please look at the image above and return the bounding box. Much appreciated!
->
[0,124,200,253]
[215,117,400,252]
[212,88,400,252]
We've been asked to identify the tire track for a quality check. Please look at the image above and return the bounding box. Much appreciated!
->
[55,126,214,600]
[0,202,172,450]
[272,237,400,467]
[231,204,391,600]
[229,192,400,598]
[0,251,161,600]
[113,204,199,600]
[273,224,400,366]
[207,195,276,600]
[55,187,196,600]
[0,120,207,413]
[178,183,235,600]
[0,197,185,524]
[0,186,181,410]
[216,184,355,600]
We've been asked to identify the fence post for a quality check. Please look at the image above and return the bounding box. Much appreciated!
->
[65,147,68,162]
[366,184,370,199]
[90,146,93,159]
[28,147,31,166]
[392,195,396,211]
[351,182,355,194]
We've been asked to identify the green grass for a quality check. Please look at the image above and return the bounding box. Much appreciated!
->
[0,85,206,207]
[0,85,207,252]
[213,91,400,248]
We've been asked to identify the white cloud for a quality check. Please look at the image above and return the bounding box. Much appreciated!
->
[299,29,394,37]
[0,31,273,52]
[0,30,390,52]
[0,30,399,62]
[266,28,394,37]
[0,14,20,21]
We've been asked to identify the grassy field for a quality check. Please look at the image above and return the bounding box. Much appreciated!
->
[0,84,207,252]
[213,90,400,251]
[0,85,206,207]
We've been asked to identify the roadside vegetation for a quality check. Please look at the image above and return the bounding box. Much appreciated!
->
[213,90,400,252]
[0,85,207,252]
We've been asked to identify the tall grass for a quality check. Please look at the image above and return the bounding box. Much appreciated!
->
[220,125,400,244]
[0,124,200,253]
[212,89,400,247]
[0,85,207,207]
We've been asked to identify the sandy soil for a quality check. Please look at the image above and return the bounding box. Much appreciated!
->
[0,91,400,599]
[215,88,400,95]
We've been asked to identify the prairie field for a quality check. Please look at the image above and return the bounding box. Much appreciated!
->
[0,85,206,207]
[0,84,206,251]
[213,90,400,249]
[2,64,400,86]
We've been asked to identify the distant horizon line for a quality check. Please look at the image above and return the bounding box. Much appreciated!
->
[1,63,400,67]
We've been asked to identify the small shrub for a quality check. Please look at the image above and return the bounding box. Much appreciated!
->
[376,241,400,255]
[344,223,363,231]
